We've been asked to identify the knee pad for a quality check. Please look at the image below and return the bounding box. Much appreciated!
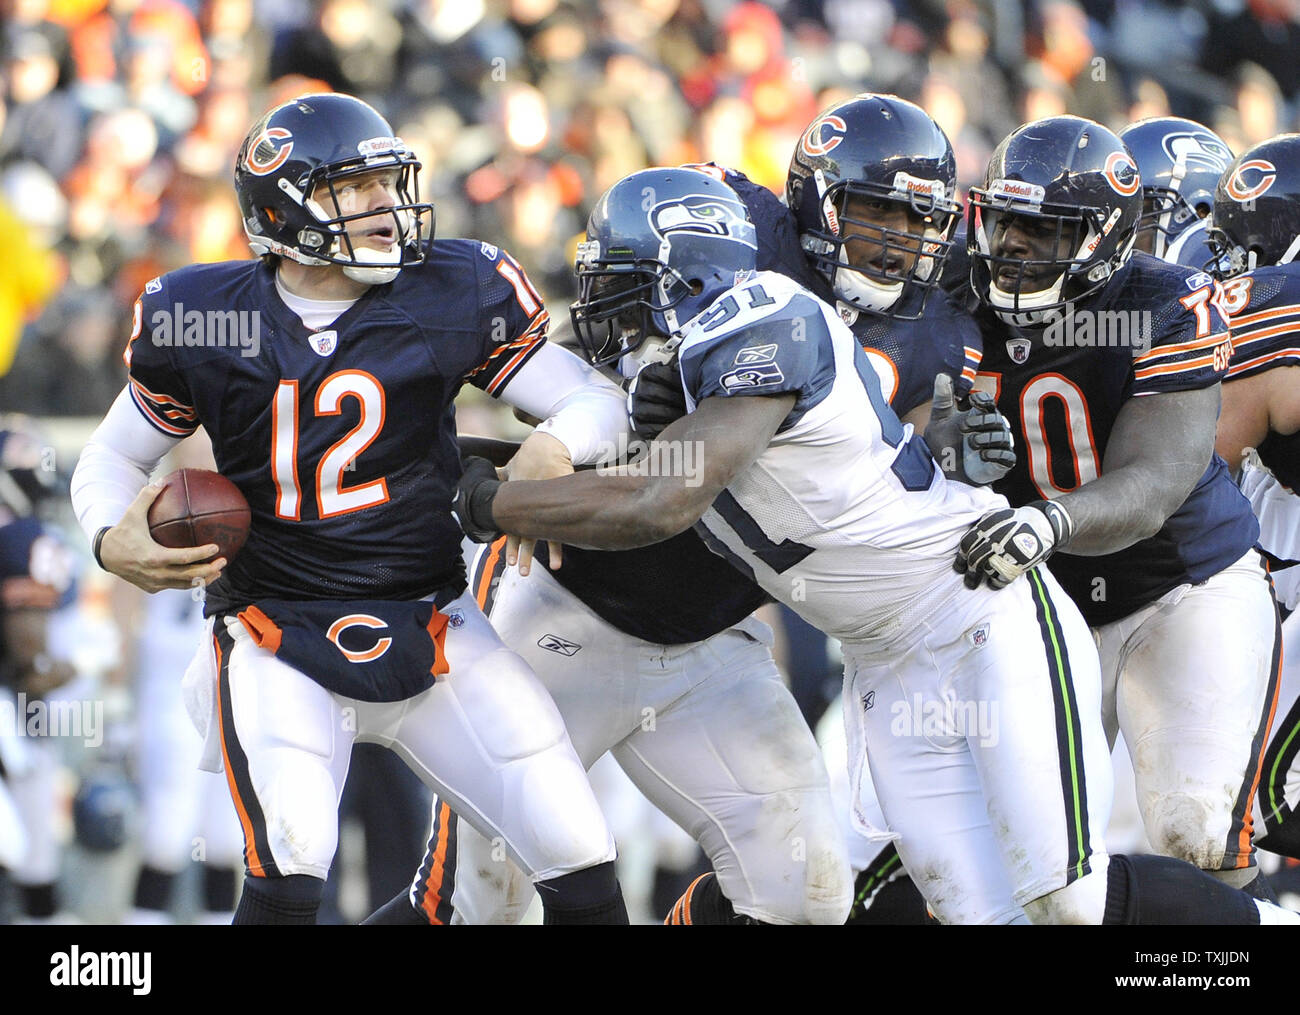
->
[1144,792,1225,869]
[1023,856,1110,925]
[257,759,339,877]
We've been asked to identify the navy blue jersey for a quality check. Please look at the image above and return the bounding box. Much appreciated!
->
[1224,262,1300,489]
[974,253,1259,625]
[124,241,549,615]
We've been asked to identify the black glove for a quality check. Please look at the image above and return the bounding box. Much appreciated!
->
[923,374,1017,486]
[954,499,1074,590]
[627,359,687,439]
[454,456,503,543]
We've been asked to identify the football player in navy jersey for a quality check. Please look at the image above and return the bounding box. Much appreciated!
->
[960,115,1279,901]
[68,93,635,925]
[1206,134,1300,860]
[455,165,1300,925]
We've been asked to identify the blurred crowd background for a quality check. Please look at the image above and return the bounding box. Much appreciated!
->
[3,0,1300,414]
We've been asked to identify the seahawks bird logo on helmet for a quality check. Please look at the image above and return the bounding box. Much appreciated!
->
[571,169,759,369]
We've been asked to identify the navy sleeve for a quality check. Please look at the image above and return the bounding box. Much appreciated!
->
[463,244,550,396]
[123,277,200,437]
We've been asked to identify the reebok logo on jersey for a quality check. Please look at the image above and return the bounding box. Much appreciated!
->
[538,634,582,656]
[720,362,785,391]
[734,344,777,365]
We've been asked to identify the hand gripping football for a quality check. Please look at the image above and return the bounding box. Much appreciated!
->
[147,469,251,563]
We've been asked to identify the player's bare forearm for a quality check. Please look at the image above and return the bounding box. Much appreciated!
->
[489,393,795,550]
[1056,385,1219,555]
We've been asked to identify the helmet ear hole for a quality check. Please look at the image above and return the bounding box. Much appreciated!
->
[688,279,704,295]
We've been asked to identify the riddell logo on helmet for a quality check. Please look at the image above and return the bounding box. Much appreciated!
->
[800,115,847,158]
[989,179,1046,203]
[1226,160,1278,203]
[245,127,294,176]
[891,172,945,199]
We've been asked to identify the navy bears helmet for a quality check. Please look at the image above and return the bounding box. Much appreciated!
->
[234,93,434,285]
[969,115,1142,326]
[1208,134,1300,274]
[570,167,759,369]
[1119,117,1233,260]
[786,93,960,319]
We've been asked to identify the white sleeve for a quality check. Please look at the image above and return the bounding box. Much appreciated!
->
[70,386,183,538]
[495,342,631,466]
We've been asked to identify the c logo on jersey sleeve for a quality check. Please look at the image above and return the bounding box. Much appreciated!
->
[245,127,294,177]
[1103,152,1140,197]
[800,115,847,158]
[1226,160,1278,203]
[326,614,393,663]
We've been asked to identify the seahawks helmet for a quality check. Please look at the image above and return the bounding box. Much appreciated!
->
[786,93,960,318]
[1119,117,1233,260]
[1208,134,1300,275]
[969,116,1142,326]
[234,93,434,285]
[570,167,758,369]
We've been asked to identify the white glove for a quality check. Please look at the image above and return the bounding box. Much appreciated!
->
[954,500,1074,590]
[923,373,1016,487]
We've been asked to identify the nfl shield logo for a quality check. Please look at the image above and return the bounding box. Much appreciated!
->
[446,610,465,628]
[970,624,989,648]
[1006,338,1031,365]
[311,330,338,357]
[838,304,859,327]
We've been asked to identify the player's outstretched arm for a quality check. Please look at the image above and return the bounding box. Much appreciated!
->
[461,393,796,551]
[1055,384,1220,555]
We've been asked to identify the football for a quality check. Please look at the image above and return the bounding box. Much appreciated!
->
[147,468,251,563]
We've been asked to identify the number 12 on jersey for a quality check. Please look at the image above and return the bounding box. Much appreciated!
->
[271,371,390,520]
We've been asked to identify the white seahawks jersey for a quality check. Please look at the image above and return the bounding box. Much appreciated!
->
[679,270,1006,649]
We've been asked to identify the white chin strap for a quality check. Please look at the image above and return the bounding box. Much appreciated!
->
[342,244,403,284]
[618,335,679,380]
[833,268,904,313]
[988,272,1067,327]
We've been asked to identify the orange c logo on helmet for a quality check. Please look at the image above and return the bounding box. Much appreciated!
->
[1103,151,1140,197]
[800,115,847,158]
[327,614,393,664]
[1226,159,1278,203]
[245,127,294,177]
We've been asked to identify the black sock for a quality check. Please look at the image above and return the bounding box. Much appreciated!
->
[666,872,767,925]
[362,889,431,925]
[203,865,239,913]
[133,866,175,912]
[1241,869,1278,904]
[1104,854,1260,925]
[20,881,56,919]
[232,874,324,925]
[537,861,628,925]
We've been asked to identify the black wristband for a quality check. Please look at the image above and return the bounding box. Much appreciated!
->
[91,526,111,570]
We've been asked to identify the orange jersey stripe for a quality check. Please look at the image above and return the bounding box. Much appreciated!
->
[1133,331,1230,364]
[1230,302,1300,329]
[1133,353,1217,381]
[1238,640,1284,865]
